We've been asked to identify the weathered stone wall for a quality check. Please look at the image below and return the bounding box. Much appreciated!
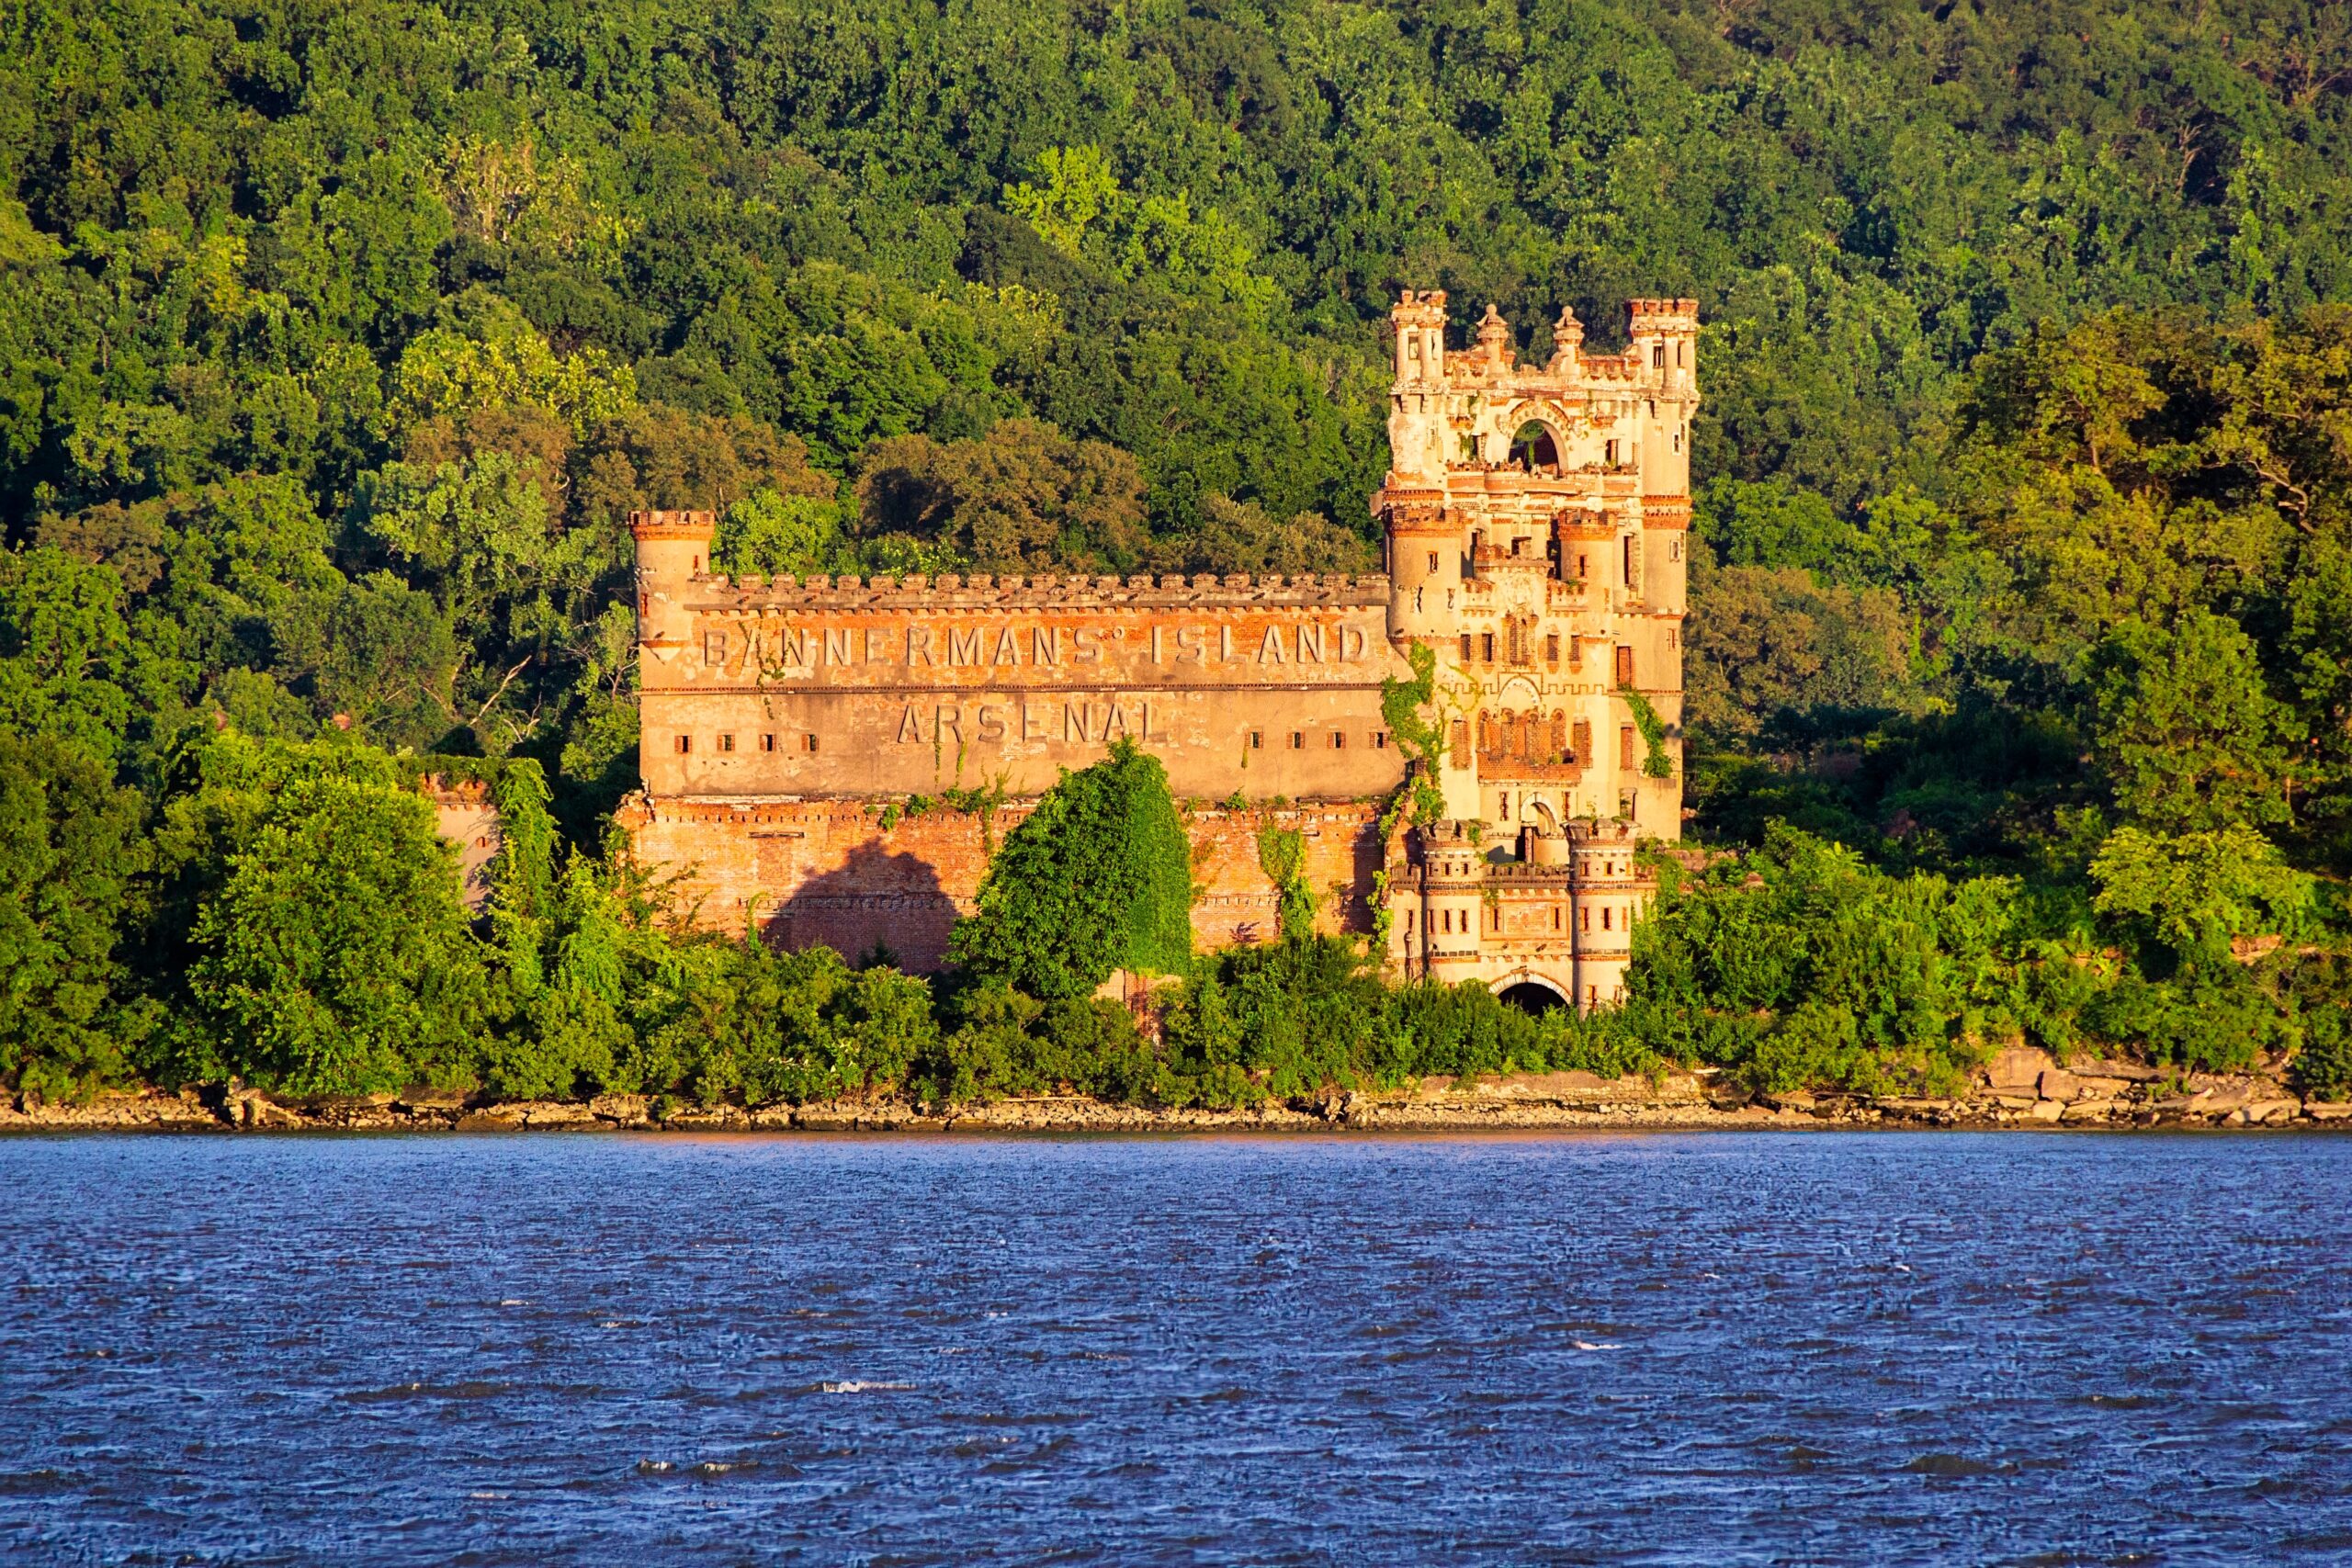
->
[424,778,501,910]
[636,565,1411,803]
[618,793,1385,972]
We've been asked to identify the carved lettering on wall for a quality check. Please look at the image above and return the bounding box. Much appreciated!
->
[699,616,1373,681]
[890,695,1176,746]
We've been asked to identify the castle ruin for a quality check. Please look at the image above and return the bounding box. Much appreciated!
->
[620,292,1698,1012]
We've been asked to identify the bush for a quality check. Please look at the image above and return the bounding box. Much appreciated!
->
[187,773,490,1095]
[948,737,1193,998]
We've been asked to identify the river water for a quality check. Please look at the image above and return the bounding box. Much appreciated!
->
[2,1134,2347,1565]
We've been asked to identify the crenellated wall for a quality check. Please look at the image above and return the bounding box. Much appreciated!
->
[635,555,1410,803]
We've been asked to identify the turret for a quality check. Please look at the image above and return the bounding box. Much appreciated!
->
[1385,494,1460,642]
[632,509,715,654]
[1411,821,1489,986]
[1629,298,1700,501]
[1385,289,1451,481]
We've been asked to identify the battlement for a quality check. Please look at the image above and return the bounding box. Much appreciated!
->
[1628,296,1702,326]
[684,570,1393,611]
[631,508,717,540]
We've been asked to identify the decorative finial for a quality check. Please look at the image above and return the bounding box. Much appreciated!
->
[1476,303,1512,368]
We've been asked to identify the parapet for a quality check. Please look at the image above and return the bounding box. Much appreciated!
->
[631,508,715,540]
[1628,297,1701,326]
[688,571,1394,611]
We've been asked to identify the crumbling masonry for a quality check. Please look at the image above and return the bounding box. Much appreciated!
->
[619,293,1698,1011]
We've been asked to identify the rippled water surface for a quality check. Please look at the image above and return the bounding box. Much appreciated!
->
[4,1134,2350,1565]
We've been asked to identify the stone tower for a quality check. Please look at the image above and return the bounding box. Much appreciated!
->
[1376,292,1700,1012]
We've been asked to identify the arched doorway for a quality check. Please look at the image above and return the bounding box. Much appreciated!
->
[1494,973,1570,1017]
[1510,421,1562,470]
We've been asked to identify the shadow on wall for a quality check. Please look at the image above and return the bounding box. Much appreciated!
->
[766,840,962,972]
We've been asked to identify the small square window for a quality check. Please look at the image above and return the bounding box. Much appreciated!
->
[1374,731,1389,750]
[675,735,692,754]
[718,733,735,752]
[1289,732,1305,750]
[759,732,777,752]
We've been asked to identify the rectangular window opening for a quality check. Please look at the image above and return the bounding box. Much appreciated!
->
[718,733,735,752]
[675,735,692,754]
[1250,730,1263,750]
[1289,731,1305,750]
[806,733,820,754]
[759,733,776,752]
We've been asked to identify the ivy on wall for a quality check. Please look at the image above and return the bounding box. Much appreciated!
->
[1255,822,1317,944]
[947,739,1193,998]
[1620,687,1676,780]
[1381,642,1449,828]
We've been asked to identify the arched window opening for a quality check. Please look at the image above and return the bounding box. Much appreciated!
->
[1499,983,1565,1018]
[1510,422,1561,470]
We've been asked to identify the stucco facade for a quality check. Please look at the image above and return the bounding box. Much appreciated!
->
[619,292,1698,1011]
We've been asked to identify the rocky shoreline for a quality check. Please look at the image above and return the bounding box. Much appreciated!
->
[3,1047,2345,1134]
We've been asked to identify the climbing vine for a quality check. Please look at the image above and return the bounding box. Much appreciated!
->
[943,773,1012,852]
[1255,820,1317,944]
[1381,642,1449,828]
[1619,686,1676,779]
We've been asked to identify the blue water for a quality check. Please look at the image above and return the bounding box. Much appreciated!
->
[3,1134,2349,1565]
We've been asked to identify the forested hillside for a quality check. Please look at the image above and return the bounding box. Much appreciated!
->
[6,0,2352,1107]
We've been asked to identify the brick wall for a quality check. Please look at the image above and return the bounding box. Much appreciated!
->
[618,794,1387,971]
